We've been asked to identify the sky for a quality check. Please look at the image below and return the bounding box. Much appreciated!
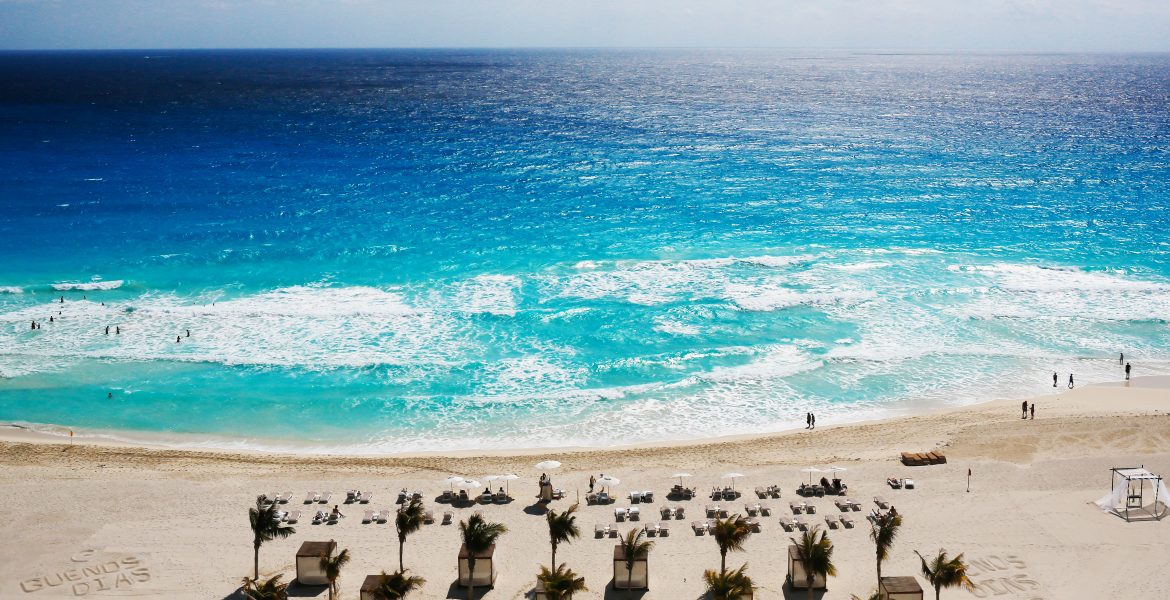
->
[2,0,1170,51]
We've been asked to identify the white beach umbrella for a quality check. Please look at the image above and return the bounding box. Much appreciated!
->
[444,476,466,489]
[457,479,482,492]
[801,467,824,485]
[597,474,621,489]
[535,460,562,470]
[671,472,692,486]
[498,473,520,496]
[722,472,745,489]
[825,466,847,474]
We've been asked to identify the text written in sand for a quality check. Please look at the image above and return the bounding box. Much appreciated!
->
[19,549,151,596]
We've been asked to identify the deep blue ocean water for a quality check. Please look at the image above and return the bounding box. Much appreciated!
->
[1,49,1168,452]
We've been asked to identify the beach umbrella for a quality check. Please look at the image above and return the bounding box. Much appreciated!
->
[801,467,823,484]
[444,476,466,489]
[535,460,562,470]
[457,479,483,493]
[722,472,745,489]
[824,466,847,474]
[498,473,519,496]
[597,474,620,490]
[671,472,692,486]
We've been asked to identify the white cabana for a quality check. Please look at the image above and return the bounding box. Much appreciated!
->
[1094,466,1168,521]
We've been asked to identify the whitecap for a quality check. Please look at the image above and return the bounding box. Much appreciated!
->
[51,280,124,291]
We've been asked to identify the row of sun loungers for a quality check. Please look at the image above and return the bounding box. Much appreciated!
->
[626,491,654,503]
[901,450,947,466]
[304,491,333,505]
[710,487,741,500]
[659,505,686,520]
[345,490,374,504]
[668,485,696,499]
[834,497,863,511]
[754,485,782,498]
[690,517,762,535]
[614,507,641,521]
[778,513,855,532]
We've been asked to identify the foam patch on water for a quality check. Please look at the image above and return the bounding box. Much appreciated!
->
[0,286,23,294]
[51,280,124,291]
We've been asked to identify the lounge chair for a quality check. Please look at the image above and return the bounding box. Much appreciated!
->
[805,503,816,514]
[614,508,627,521]
[824,514,840,529]
[642,490,654,502]
[778,515,795,531]
[706,504,718,518]
[318,491,333,504]
[362,510,374,524]
[360,492,374,504]
[643,522,658,536]
[745,517,761,531]
[692,521,708,535]
[312,510,327,524]
[660,506,673,519]
[423,510,435,524]
[903,478,915,489]
[628,507,641,521]
[304,491,319,504]
[658,521,670,536]
[835,498,851,511]
[755,486,768,499]
[441,490,453,503]
[629,492,641,504]
[758,504,772,516]
[595,523,608,538]
[442,511,453,525]
[840,514,855,528]
[789,500,804,514]
[888,477,903,489]
[346,490,359,504]
[874,496,890,509]
[376,508,391,524]
[284,510,301,524]
[745,503,759,516]
[794,515,809,530]
[844,497,861,511]
[493,493,507,504]
[674,506,685,519]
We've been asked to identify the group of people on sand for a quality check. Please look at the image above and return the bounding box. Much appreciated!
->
[805,412,816,430]
[1021,400,1036,420]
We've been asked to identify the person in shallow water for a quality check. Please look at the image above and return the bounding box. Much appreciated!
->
[1053,371,1058,387]
[1125,363,1132,380]
[1068,374,1075,389]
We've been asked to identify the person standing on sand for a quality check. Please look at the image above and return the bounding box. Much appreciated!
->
[1021,400,1028,419]
[1068,374,1074,389]
[1053,372,1058,387]
[810,413,816,429]
[805,412,811,429]
[589,475,596,492]
[1125,363,1132,381]
[1030,403,1035,420]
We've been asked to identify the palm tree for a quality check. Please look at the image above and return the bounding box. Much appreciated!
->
[546,503,581,569]
[241,574,289,600]
[537,563,588,599]
[916,549,974,600]
[396,498,425,572]
[703,563,755,600]
[711,514,753,572]
[790,526,837,600]
[617,527,654,590]
[869,512,902,588]
[373,570,426,599]
[459,513,508,600]
[249,495,295,580]
[320,547,350,600]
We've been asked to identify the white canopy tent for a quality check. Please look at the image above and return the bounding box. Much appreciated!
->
[1094,466,1168,522]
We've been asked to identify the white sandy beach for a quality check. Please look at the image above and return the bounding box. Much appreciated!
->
[1,379,1168,599]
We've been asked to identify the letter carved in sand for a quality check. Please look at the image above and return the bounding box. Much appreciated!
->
[964,554,1044,599]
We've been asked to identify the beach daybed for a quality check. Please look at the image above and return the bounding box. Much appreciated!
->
[295,540,336,585]
[457,543,497,589]
[788,544,827,590]
[880,576,924,599]
[613,543,650,590]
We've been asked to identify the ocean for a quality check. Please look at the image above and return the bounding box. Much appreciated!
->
[1,49,1168,452]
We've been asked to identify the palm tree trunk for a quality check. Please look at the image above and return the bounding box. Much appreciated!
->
[551,542,556,570]
[399,539,405,573]
[876,557,882,591]
[253,542,260,580]
[721,548,727,573]
[935,585,941,600]
[807,575,814,600]
[328,584,334,600]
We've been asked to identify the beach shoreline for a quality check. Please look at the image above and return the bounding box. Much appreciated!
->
[5,376,1167,461]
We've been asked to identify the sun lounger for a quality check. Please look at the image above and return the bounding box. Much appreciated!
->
[629,492,641,504]
[595,523,608,538]
[692,521,708,535]
[376,508,390,524]
[442,511,453,525]
[440,490,453,503]
[805,503,816,514]
[824,514,841,529]
[304,491,319,504]
[835,498,851,511]
[745,517,760,531]
[745,503,759,516]
[276,491,291,503]
[615,508,627,521]
[361,491,373,504]
[903,479,915,489]
[362,510,374,524]
[840,514,855,528]
[888,477,903,488]
[874,496,890,509]
[660,506,673,519]
[642,490,654,502]
[319,491,332,504]
[658,521,669,536]
[312,509,327,524]
[758,504,771,516]
[755,486,768,499]
[789,500,804,514]
[643,522,658,536]
[423,510,435,524]
[346,490,359,503]
[674,506,685,519]
[493,493,508,504]
[284,510,301,524]
[628,507,640,521]
[794,515,809,530]
[706,504,718,518]
[844,497,861,511]
[778,515,795,531]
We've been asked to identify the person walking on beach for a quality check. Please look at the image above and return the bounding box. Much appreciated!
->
[805,412,811,429]
[1125,363,1132,380]
[1021,400,1028,419]
[589,475,596,492]
[810,413,816,429]
[1053,371,1058,387]
[1067,374,1075,389]
[1030,403,1035,420]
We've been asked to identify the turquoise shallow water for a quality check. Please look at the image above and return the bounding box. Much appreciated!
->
[1,50,1168,452]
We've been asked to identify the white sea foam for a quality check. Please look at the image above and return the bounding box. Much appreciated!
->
[726,284,876,312]
[0,286,22,294]
[454,274,521,316]
[51,280,124,291]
